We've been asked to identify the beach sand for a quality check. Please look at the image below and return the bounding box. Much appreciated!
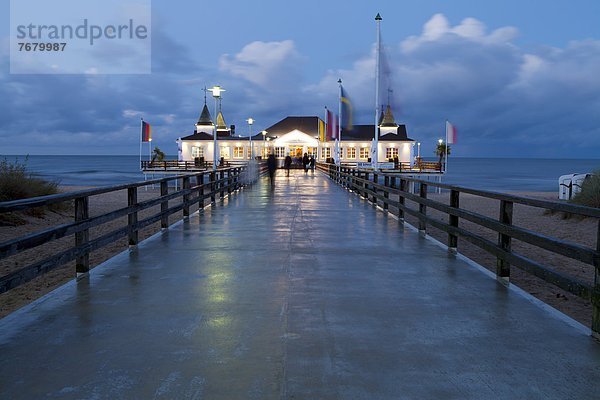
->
[0,185,597,328]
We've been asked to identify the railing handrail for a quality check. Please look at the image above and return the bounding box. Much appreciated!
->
[0,167,244,213]
[0,165,262,295]
[317,162,600,337]
[323,163,600,219]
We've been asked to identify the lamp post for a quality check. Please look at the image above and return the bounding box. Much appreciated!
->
[417,142,421,158]
[262,130,267,159]
[246,118,254,160]
[208,85,225,170]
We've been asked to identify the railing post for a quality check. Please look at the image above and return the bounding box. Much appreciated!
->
[183,176,191,218]
[593,220,600,339]
[210,171,216,203]
[398,179,406,222]
[448,189,460,251]
[361,171,367,198]
[383,175,389,211]
[371,173,378,204]
[75,196,89,274]
[160,180,168,229]
[198,173,205,208]
[419,183,427,234]
[220,170,225,199]
[497,200,513,281]
[234,168,239,191]
[128,187,139,246]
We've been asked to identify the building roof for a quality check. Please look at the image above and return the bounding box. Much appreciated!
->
[197,104,213,126]
[181,131,214,141]
[341,124,413,141]
[256,116,321,140]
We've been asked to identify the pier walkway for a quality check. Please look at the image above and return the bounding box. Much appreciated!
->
[1,171,599,399]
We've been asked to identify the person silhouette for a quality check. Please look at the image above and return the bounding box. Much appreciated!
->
[284,154,292,177]
[267,153,277,187]
[302,153,309,173]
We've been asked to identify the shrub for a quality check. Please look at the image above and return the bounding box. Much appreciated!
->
[570,169,600,209]
[0,157,62,225]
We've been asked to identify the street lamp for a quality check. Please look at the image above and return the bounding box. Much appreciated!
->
[417,142,421,158]
[262,130,267,158]
[246,118,254,160]
[208,85,225,170]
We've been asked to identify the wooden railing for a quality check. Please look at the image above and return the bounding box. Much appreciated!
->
[141,159,250,171]
[340,160,442,172]
[0,166,260,294]
[318,163,600,337]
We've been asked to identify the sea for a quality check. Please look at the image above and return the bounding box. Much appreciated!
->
[3,155,600,193]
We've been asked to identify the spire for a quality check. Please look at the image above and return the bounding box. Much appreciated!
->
[216,111,227,130]
[197,104,213,126]
[380,105,398,127]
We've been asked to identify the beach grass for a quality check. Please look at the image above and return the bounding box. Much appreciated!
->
[571,169,600,209]
[0,157,62,225]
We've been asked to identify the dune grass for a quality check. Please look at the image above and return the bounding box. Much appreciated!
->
[570,170,600,209]
[0,157,62,225]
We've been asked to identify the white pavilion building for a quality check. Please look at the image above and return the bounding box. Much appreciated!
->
[178,100,415,166]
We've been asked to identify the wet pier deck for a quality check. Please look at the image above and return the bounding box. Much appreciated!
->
[1,171,599,399]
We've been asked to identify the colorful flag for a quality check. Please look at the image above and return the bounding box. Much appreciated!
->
[326,109,334,141]
[340,86,353,131]
[141,120,152,142]
[318,118,326,142]
[446,120,457,144]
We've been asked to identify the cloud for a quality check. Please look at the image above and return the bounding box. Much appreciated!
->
[219,40,303,87]
[302,14,600,158]
[2,13,600,158]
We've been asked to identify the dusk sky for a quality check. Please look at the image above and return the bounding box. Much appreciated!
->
[1,0,600,158]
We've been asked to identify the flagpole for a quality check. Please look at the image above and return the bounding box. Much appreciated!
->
[373,13,382,170]
[324,106,328,162]
[445,119,449,174]
[338,79,342,166]
[139,118,143,170]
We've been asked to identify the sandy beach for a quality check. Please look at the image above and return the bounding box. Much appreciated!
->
[0,184,597,328]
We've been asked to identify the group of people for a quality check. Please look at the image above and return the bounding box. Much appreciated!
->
[267,152,316,185]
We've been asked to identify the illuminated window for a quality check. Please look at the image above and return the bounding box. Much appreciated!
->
[322,147,331,159]
[386,148,399,159]
[233,147,244,158]
[275,147,286,157]
[346,147,356,159]
[338,147,344,159]
[191,146,203,158]
[308,147,317,157]
[359,148,369,160]
[220,146,230,159]
[263,147,272,157]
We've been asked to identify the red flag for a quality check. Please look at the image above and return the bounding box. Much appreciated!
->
[141,121,152,142]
